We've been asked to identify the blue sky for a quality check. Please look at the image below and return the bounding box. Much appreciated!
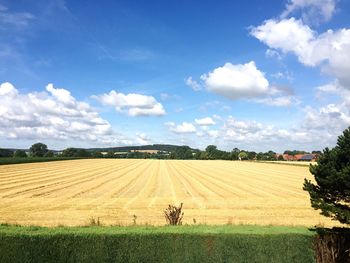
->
[0,0,350,151]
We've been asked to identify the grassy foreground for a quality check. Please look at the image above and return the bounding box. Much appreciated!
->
[0,225,316,262]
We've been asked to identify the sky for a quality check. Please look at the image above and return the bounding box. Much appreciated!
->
[0,0,350,152]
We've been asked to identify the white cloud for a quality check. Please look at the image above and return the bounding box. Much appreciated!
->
[251,18,314,63]
[301,103,350,141]
[265,49,282,60]
[251,18,350,89]
[160,93,180,101]
[281,0,336,24]
[200,61,269,99]
[0,4,35,29]
[136,133,151,145]
[46,83,75,106]
[194,117,216,126]
[253,96,298,107]
[197,62,297,106]
[93,90,166,116]
[185,76,202,91]
[0,82,18,96]
[170,95,350,151]
[316,81,350,107]
[165,122,196,134]
[207,130,219,138]
[0,82,128,145]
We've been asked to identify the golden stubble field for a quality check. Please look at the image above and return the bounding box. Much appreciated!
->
[0,159,337,227]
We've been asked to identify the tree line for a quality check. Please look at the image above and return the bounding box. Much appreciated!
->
[0,143,319,161]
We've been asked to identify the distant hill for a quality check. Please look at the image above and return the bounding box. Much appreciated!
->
[87,144,198,153]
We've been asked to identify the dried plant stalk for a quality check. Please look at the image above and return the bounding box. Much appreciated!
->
[164,203,184,225]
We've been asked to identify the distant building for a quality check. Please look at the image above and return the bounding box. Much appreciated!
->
[275,153,318,161]
[130,149,159,154]
[298,154,317,161]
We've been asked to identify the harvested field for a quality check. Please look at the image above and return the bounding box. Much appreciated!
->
[0,159,337,227]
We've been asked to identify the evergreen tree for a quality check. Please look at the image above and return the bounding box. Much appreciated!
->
[303,127,350,224]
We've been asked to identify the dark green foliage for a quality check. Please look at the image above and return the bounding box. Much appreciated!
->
[105,151,115,158]
[13,150,27,158]
[92,151,104,158]
[62,148,91,158]
[0,157,83,165]
[278,155,284,161]
[0,225,315,263]
[29,143,48,157]
[256,151,277,161]
[0,148,13,158]
[304,127,350,225]
[247,151,257,160]
[284,150,308,155]
[170,146,193,159]
[44,151,54,157]
[203,145,232,160]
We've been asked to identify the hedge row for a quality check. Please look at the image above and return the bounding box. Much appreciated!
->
[0,157,85,165]
[0,225,315,263]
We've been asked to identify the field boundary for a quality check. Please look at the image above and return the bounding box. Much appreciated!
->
[252,160,312,167]
[0,225,315,262]
[0,157,88,165]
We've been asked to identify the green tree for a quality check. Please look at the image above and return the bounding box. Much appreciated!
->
[44,151,54,157]
[0,148,13,157]
[13,150,27,158]
[92,151,103,158]
[303,127,350,224]
[238,151,248,160]
[106,151,115,158]
[247,151,257,160]
[175,146,193,159]
[230,149,240,160]
[199,151,208,160]
[62,148,77,157]
[62,148,90,157]
[76,149,91,157]
[277,155,284,161]
[29,143,48,157]
[205,145,218,160]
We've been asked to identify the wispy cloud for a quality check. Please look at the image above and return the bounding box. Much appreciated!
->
[0,4,35,29]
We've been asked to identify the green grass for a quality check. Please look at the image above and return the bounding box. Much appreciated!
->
[0,157,86,165]
[0,224,315,235]
[0,224,316,262]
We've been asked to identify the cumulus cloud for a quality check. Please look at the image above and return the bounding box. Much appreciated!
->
[316,81,350,107]
[0,82,127,145]
[197,61,297,106]
[281,0,336,24]
[215,110,349,151]
[185,76,202,91]
[200,61,269,99]
[93,90,166,117]
[194,117,216,126]
[251,18,350,89]
[165,122,196,134]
